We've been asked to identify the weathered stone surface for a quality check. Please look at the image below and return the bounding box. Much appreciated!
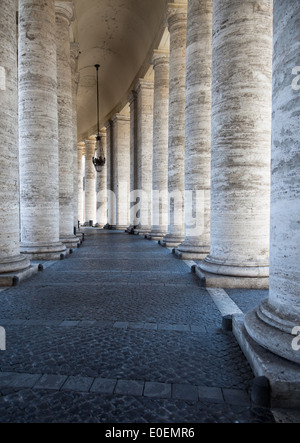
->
[198,0,273,285]
[112,113,131,229]
[96,129,108,227]
[160,2,187,247]
[134,79,154,234]
[56,1,79,248]
[147,49,170,240]
[176,0,212,260]
[18,0,66,260]
[84,138,97,225]
[77,143,85,224]
[244,0,300,369]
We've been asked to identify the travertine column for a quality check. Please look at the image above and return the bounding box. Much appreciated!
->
[56,1,79,248]
[0,0,30,277]
[127,91,138,232]
[112,113,131,230]
[84,138,97,225]
[147,50,170,241]
[77,142,85,224]
[244,0,300,366]
[160,2,187,247]
[105,121,116,227]
[134,79,154,235]
[19,0,67,260]
[96,129,108,228]
[176,0,212,259]
[197,0,272,288]
[70,42,80,233]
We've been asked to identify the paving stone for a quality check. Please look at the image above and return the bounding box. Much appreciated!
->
[34,374,68,391]
[172,384,198,401]
[115,379,144,397]
[144,382,172,399]
[59,321,80,327]
[90,378,117,394]
[198,386,224,404]
[61,376,94,393]
[222,388,250,405]
[2,373,42,389]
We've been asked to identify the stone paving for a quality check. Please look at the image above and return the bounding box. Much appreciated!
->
[0,230,282,423]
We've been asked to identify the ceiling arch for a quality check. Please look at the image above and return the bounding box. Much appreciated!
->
[73,0,169,141]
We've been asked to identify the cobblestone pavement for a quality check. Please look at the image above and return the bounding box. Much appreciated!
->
[0,230,282,423]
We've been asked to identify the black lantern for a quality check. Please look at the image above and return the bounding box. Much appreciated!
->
[92,64,106,173]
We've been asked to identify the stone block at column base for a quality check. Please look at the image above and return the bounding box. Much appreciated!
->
[21,242,68,261]
[159,234,185,248]
[194,266,269,289]
[116,225,129,231]
[61,236,81,249]
[145,229,168,241]
[174,242,209,260]
[195,256,269,289]
[0,263,41,288]
[233,313,300,409]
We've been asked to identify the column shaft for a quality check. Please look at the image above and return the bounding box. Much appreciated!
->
[84,138,97,225]
[160,2,187,247]
[244,0,300,366]
[134,80,154,235]
[197,0,273,288]
[56,1,78,248]
[147,50,170,241]
[77,143,84,224]
[96,130,108,228]
[176,0,212,259]
[0,0,30,277]
[19,0,66,260]
[112,114,131,230]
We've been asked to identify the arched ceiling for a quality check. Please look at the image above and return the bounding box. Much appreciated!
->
[72,0,169,142]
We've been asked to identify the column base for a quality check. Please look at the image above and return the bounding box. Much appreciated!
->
[0,264,41,288]
[159,234,185,248]
[195,266,269,289]
[21,242,68,261]
[116,225,129,231]
[175,240,209,260]
[195,255,269,289]
[233,313,300,409]
[244,300,300,365]
[60,235,80,249]
[145,229,168,241]
[0,255,31,274]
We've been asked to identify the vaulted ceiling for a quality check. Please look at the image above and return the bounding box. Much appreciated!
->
[72,0,169,141]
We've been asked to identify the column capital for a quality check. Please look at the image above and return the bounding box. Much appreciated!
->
[55,1,74,24]
[112,113,130,123]
[128,90,138,105]
[151,49,170,67]
[167,2,187,30]
[135,78,154,94]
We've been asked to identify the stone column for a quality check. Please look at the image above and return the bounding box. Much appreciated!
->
[127,91,138,232]
[105,121,116,227]
[0,0,31,282]
[56,1,79,248]
[112,113,131,230]
[19,0,67,260]
[96,129,108,228]
[70,42,80,234]
[134,79,154,235]
[77,142,85,225]
[147,50,170,241]
[196,0,273,288]
[240,1,300,404]
[160,2,187,247]
[84,138,97,225]
[175,0,212,259]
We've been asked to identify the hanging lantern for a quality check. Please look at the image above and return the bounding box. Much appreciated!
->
[92,64,106,173]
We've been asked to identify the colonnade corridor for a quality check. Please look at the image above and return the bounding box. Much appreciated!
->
[0,229,291,423]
